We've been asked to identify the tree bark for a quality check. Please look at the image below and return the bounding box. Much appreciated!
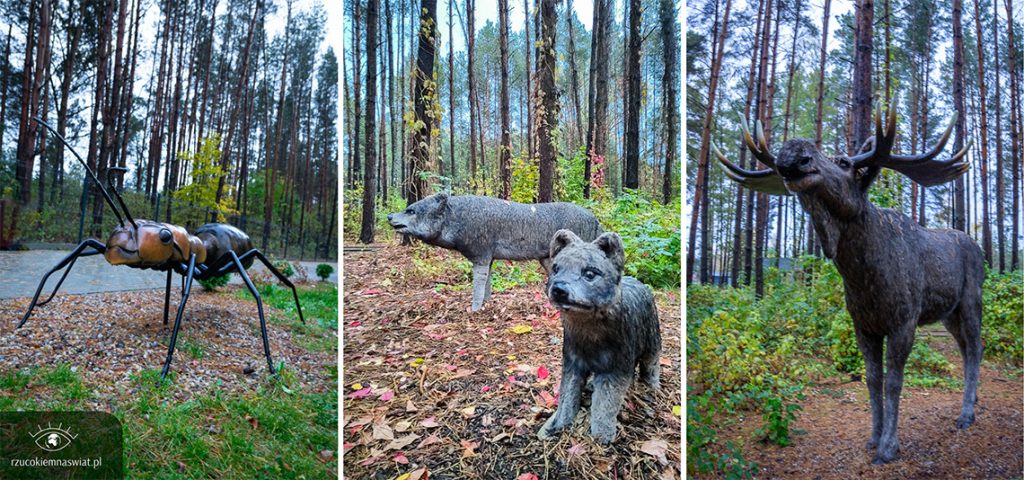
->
[623,0,642,190]
[660,0,678,205]
[410,0,438,202]
[535,0,558,202]
[952,0,967,232]
[565,0,584,152]
[498,0,512,199]
[972,0,993,263]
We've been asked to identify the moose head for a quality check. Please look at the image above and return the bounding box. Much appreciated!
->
[714,103,970,258]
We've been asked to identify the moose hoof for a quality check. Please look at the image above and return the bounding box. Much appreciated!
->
[955,413,975,429]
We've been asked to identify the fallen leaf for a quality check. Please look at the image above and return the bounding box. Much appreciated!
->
[372,424,394,441]
[567,443,586,456]
[405,400,418,412]
[363,289,384,295]
[419,416,440,428]
[348,387,373,399]
[319,450,334,462]
[640,438,669,465]
[538,390,557,408]
[672,405,681,416]
[358,455,380,467]
[517,474,540,480]
[417,434,444,448]
[460,439,479,457]
[379,390,394,401]
[460,405,476,418]
[350,383,363,390]
[394,421,412,432]
[660,356,672,366]
[385,434,421,451]
[393,452,409,464]
[537,365,549,380]
[480,385,491,393]
[245,415,259,430]
[509,325,533,334]
[408,467,429,480]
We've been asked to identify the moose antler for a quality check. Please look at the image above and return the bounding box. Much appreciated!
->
[850,101,972,187]
[711,141,789,195]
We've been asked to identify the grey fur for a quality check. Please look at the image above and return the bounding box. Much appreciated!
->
[723,136,985,464]
[387,194,603,311]
[537,230,661,444]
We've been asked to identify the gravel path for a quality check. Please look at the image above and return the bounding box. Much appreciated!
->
[0,248,337,299]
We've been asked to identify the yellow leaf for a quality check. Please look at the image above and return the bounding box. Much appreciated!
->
[351,383,363,390]
[672,405,681,416]
[510,325,533,334]
[395,474,411,480]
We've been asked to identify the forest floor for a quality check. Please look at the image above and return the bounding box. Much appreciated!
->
[342,243,682,479]
[708,330,1023,479]
[0,282,338,478]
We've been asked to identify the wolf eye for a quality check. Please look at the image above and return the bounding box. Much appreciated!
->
[583,268,601,280]
[552,264,561,274]
[159,229,173,244]
[405,208,414,215]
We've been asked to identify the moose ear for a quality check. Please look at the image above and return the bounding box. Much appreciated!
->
[549,229,582,259]
[592,232,625,272]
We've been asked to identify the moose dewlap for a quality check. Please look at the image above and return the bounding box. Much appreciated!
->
[537,230,661,444]
[387,193,603,311]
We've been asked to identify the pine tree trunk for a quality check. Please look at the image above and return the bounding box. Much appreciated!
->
[498,0,512,199]
[410,0,438,202]
[952,0,967,232]
[1005,0,1020,270]
[565,0,584,152]
[467,0,478,190]
[623,0,641,190]
[535,0,558,202]
[660,0,678,205]
[972,0,993,263]
[992,0,1005,272]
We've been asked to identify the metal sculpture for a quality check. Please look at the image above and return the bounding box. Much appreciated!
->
[18,118,304,380]
[715,104,984,464]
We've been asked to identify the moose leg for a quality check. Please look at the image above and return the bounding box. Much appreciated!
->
[875,327,915,464]
[483,261,494,302]
[18,239,106,328]
[163,270,172,326]
[229,251,276,375]
[239,250,305,324]
[854,329,885,450]
[952,296,982,429]
[160,254,196,380]
[538,364,585,440]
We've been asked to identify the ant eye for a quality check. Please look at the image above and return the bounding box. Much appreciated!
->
[159,229,173,244]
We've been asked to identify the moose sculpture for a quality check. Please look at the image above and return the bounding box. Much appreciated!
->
[715,104,984,464]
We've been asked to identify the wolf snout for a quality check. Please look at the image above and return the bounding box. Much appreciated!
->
[549,283,570,304]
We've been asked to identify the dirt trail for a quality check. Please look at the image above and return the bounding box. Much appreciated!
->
[342,245,682,479]
[717,334,1023,479]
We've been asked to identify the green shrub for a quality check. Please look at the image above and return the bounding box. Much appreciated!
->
[982,271,1023,365]
[315,264,334,281]
[198,273,231,291]
[278,261,295,278]
[828,311,863,374]
[593,191,681,288]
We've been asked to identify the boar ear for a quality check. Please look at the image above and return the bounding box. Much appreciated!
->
[434,192,450,211]
[593,232,625,272]
[549,229,582,259]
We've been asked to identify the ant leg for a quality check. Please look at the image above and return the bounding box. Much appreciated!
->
[245,250,305,325]
[163,270,172,326]
[18,239,106,328]
[228,252,276,375]
[160,253,196,381]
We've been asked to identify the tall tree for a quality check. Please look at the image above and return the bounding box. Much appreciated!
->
[992,0,1005,272]
[361,0,380,243]
[1006,0,1020,270]
[466,0,479,190]
[584,0,611,198]
[660,0,678,205]
[352,0,362,190]
[535,0,558,202]
[972,0,992,263]
[498,0,512,199]
[410,0,438,202]
[565,0,584,151]
[952,0,967,232]
[623,0,642,190]
[852,0,873,147]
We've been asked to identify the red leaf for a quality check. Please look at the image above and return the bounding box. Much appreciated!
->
[419,416,440,428]
[350,320,362,327]
[393,452,409,464]
[379,390,394,402]
[348,387,373,399]
[480,385,491,393]
[536,366,549,380]
[538,390,557,408]
[518,474,540,480]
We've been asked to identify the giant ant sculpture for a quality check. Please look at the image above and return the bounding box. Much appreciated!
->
[18,118,304,380]
[715,104,983,464]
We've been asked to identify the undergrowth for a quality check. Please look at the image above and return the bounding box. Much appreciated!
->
[687,260,1023,477]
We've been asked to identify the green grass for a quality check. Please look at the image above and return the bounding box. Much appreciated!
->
[1,285,338,479]
[237,283,338,354]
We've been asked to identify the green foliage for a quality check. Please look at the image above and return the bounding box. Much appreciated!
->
[172,135,235,225]
[687,387,758,478]
[557,148,589,204]
[198,273,231,292]
[593,191,681,288]
[829,310,864,374]
[510,155,540,203]
[278,261,295,278]
[982,271,1023,365]
[316,264,334,281]
[752,383,806,447]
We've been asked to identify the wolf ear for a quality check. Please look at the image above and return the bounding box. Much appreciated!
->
[549,229,582,259]
[593,232,625,272]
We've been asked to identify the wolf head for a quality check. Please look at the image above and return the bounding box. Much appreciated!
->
[387,193,450,241]
[546,230,625,312]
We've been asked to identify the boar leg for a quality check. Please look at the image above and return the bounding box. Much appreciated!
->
[484,261,494,302]
[538,366,585,440]
[470,261,493,311]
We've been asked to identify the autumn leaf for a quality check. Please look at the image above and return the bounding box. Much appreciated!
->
[372,424,395,441]
[567,443,586,456]
[394,452,409,464]
[517,474,540,480]
[460,405,476,418]
[536,365,549,380]
[385,434,420,451]
[379,390,395,402]
[349,387,373,399]
[460,439,479,457]
[417,434,444,448]
[538,390,557,408]
[419,416,440,428]
[405,400,418,412]
[350,383,363,390]
[480,385,491,393]
[640,438,670,465]
[509,325,533,334]
[672,405,681,416]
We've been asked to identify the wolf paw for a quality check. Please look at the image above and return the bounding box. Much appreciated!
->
[955,413,975,429]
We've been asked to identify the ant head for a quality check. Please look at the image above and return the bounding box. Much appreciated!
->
[103,220,204,266]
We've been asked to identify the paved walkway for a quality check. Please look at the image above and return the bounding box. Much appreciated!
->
[0,248,338,299]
